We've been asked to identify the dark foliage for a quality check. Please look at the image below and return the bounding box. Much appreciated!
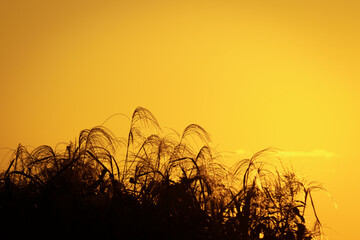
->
[0,107,323,240]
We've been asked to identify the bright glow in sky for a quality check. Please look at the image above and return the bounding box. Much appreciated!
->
[1,1,360,239]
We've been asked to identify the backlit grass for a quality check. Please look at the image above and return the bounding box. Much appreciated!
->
[0,107,325,240]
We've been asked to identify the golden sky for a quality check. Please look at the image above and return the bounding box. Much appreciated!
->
[1,1,359,239]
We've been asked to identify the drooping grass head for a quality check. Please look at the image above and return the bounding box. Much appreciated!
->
[0,107,326,240]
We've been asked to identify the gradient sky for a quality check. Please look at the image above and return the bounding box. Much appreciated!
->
[1,1,359,239]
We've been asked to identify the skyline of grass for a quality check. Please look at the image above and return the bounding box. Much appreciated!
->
[0,107,327,239]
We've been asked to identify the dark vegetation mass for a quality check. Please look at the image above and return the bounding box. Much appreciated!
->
[0,107,324,240]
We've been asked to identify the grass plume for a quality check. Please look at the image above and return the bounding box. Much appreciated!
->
[0,107,327,240]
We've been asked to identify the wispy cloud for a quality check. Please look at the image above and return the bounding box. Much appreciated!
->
[277,149,335,158]
[235,149,246,155]
[235,149,335,158]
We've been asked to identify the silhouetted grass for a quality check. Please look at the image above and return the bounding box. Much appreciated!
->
[0,107,324,239]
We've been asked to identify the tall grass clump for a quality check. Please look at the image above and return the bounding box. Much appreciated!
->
[0,107,325,240]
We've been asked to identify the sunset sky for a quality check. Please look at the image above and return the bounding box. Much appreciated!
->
[1,1,359,239]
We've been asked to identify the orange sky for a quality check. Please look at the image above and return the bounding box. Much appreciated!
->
[1,1,359,239]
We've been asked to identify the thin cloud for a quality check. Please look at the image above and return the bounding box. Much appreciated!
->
[235,149,246,155]
[277,149,335,158]
[235,149,335,158]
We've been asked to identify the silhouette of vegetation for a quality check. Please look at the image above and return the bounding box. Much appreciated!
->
[0,107,325,239]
